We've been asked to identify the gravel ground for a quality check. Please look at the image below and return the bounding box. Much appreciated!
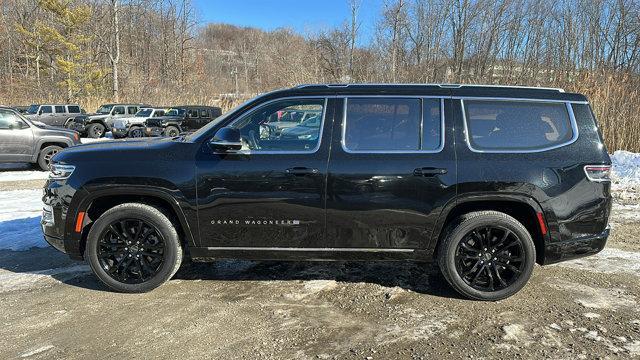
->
[0,171,638,359]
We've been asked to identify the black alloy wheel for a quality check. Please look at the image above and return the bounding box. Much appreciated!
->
[454,226,525,292]
[437,211,536,301]
[97,219,166,284]
[87,123,105,138]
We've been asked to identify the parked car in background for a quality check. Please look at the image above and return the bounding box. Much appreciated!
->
[42,84,611,300]
[24,104,83,127]
[144,105,222,137]
[11,106,30,114]
[68,103,149,138]
[0,106,80,170]
[111,108,166,138]
[262,108,322,138]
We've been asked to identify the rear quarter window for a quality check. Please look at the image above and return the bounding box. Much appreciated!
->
[463,100,576,152]
[67,105,80,113]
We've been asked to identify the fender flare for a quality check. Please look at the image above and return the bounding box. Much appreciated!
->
[64,185,197,259]
[32,137,74,162]
[428,192,548,252]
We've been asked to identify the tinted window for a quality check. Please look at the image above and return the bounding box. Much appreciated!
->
[67,106,80,113]
[40,106,53,114]
[55,105,65,113]
[154,110,165,117]
[200,109,210,118]
[344,98,422,151]
[113,106,125,115]
[128,107,138,115]
[422,99,442,151]
[464,100,574,151]
[188,109,199,118]
[231,98,325,152]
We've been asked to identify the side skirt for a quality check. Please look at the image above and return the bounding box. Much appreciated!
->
[189,247,432,262]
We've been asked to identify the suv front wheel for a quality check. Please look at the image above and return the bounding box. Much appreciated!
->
[437,211,536,301]
[37,145,63,170]
[86,123,105,138]
[85,203,183,292]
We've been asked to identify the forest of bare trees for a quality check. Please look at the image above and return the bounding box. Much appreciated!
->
[0,0,639,151]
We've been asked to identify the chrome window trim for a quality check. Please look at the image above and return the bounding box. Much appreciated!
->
[214,96,329,155]
[340,96,446,154]
[460,98,581,154]
[203,246,415,253]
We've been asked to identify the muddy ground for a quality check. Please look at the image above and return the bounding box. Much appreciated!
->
[0,177,639,359]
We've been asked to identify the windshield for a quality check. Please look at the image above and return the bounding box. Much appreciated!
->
[166,108,186,116]
[96,105,113,114]
[136,108,153,117]
[26,105,39,114]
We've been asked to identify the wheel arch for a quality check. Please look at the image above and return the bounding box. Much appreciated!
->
[67,187,197,259]
[430,194,549,264]
[32,138,73,162]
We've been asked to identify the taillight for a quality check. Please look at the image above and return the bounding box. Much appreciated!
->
[584,165,611,182]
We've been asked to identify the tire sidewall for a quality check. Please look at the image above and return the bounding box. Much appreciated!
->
[38,145,63,170]
[85,204,182,292]
[165,126,179,137]
[440,213,536,301]
[129,127,143,138]
[87,123,105,138]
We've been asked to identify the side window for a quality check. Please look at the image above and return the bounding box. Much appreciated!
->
[200,109,210,118]
[54,105,65,113]
[464,100,575,151]
[188,109,199,118]
[154,110,165,117]
[113,106,125,115]
[40,106,53,114]
[0,110,27,129]
[344,98,439,152]
[128,107,138,115]
[67,105,80,113]
[230,98,325,152]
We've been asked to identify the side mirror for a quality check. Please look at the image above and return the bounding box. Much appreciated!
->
[38,109,43,115]
[209,127,242,152]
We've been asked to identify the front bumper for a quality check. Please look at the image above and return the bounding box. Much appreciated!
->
[41,180,85,259]
[112,127,129,137]
[145,126,164,137]
[543,227,610,265]
[68,122,87,134]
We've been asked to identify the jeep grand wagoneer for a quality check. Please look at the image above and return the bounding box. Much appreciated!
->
[42,84,611,300]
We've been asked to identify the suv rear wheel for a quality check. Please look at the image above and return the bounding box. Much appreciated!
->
[37,145,63,170]
[437,211,536,301]
[85,203,183,292]
[165,126,180,137]
[86,123,105,138]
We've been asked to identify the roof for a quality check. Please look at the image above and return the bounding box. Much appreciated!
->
[262,83,588,102]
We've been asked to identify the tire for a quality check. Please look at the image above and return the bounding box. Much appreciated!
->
[165,126,180,137]
[437,211,536,301]
[128,127,144,138]
[37,145,63,170]
[86,123,105,138]
[84,203,183,293]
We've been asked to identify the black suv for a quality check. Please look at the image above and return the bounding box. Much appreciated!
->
[42,84,612,300]
[144,106,222,137]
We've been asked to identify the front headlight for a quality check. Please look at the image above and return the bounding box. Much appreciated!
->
[49,164,75,180]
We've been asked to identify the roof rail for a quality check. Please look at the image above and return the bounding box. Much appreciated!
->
[295,83,565,92]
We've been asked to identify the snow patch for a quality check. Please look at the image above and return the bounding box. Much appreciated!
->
[555,248,640,277]
[611,151,640,203]
[554,280,637,310]
[19,344,55,358]
[0,169,48,182]
[0,264,90,292]
[0,189,47,250]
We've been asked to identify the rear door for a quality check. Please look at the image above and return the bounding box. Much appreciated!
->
[195,97,334,249]
[53,105,67,126]
[326,96,457,250]
[38,105,55,125]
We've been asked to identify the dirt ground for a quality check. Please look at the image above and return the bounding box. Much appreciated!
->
[0,177,639,359]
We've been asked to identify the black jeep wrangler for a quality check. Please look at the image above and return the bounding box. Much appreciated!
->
[144,106,222,137]
[42,84,612,300]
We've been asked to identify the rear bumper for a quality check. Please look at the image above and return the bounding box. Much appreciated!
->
[543,227,610,265]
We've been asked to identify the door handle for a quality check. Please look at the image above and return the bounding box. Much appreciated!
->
[285,167,319,176]
[414,167,448,176]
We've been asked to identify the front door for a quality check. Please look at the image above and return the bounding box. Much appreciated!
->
[195,97,334,248]
[326,96,457,250]
[0,110,34,162]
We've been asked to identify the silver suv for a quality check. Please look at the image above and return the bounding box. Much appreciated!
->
[24,104,83,127]
[0,106,81,170]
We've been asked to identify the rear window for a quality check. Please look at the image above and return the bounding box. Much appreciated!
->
[343,98,442,152]
[464,100,575,152]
